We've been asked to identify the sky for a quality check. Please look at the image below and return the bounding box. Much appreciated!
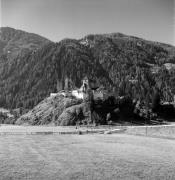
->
[0,0,2,27]
[1,0,175,45]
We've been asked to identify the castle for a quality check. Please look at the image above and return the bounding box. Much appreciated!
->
[50,76,107,100]
[71,76,90,99]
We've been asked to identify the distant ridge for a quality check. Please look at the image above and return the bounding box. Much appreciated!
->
[0,27,50,59]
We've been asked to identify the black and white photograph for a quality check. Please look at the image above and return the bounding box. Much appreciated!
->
[0,0,175,179]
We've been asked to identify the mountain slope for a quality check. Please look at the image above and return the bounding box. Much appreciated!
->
[0,29,175,110]
[0,39,112,109]
[0,27,50,59]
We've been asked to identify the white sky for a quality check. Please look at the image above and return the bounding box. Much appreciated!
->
[0,0,2,27]
[1,0,175,45]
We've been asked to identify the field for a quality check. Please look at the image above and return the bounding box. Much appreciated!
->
[0,134,175,180]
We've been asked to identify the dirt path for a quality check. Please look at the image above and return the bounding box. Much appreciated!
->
[0,134,175,180]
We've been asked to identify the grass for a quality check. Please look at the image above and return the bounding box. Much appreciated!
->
[0,134,175,180]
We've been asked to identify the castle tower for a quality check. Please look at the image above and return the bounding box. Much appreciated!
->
[82,76,90,93]
[64,76,73,91]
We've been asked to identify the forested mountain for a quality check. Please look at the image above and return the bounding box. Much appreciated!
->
[0,28,175,110]
[0,27,50,59]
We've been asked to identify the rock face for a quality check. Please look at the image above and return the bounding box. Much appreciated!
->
[57,103,90,126]
[15,94,89,126]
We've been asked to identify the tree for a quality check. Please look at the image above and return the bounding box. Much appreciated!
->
[152,88,161,113]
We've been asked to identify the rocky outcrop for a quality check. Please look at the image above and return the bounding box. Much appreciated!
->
[15,94,87,125]
[57,103,90,126]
